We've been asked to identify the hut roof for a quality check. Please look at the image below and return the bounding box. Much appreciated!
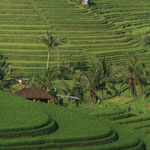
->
[14,88,55,99]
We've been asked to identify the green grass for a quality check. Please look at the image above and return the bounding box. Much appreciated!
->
[0,90,147,149]
[0,91,50,132]
[73,95,150,149]
[0,0,150,76]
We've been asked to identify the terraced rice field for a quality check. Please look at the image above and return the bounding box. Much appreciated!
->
[90,0,150,69]
[0,90,146,149]
[0,0,50,76]
[81,96,150,150]
[1,0,150,76]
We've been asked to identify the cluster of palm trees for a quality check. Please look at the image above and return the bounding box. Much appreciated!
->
[0,31,149,109]
[22,53,149,109]
[40,31,66,70]
[0,48,149,109]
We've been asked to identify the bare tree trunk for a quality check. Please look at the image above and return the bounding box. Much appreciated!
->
[99,99,103,108]
[99,89,103,108]
[128,98,131,112]
[128,89,132,112]
[47,49,50,70]
[57,49,60,70]
[129,88,132,98]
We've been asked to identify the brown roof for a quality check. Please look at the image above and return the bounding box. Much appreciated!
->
[14,88,55,99]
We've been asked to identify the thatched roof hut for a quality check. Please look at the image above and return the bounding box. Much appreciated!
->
[14,88,55,103]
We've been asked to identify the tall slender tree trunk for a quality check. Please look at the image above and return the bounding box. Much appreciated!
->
[128,99,131,112]
[128,89,132,112]
[90,98,93,107]
[47,49,50,70]
[90,90,94,107]
[99,89,103,108]
[57,49,60,70]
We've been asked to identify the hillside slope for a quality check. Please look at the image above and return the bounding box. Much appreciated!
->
[0,0,150,76]
[0,90,146,149]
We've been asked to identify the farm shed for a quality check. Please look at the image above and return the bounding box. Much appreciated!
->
[14,88,55,103]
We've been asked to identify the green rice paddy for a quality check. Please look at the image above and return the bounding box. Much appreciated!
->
[0,0,150,76]
[0,90,148,150]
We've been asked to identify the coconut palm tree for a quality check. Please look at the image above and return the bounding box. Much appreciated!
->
[72,70,86,101]
[40,31,66,70]
[57,60,75,80]
[40,32,57,70]
[96,57,112,107]
[80,70,97,107]
[0,55,15,90]
[123,54,148,111]
[55,69,85,106]
[26,66,59,91]
[80,57,112,107]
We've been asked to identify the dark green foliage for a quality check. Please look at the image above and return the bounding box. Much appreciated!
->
[57,61,75,80]
[120,54,149,111]
[0,55,16,90]
[26,66,60,96]
[79,57,113,106]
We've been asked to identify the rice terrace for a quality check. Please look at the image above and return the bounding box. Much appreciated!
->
[1,0,150,149]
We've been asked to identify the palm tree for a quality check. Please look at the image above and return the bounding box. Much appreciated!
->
[40,32,66,70]
[81,70,98,107]
[123,54,148,111]
[72,70,86,101]
[0,55,15,90]
[57,60,75,80]
[40,32,57,70]
[26,66,59,91]
[55,70,85,106]
[82,57,112,107]
[96,57,112,107]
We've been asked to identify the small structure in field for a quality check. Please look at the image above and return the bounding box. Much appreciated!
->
[14,88,55,103]
[16,78,29,85]
[81,0,90,6]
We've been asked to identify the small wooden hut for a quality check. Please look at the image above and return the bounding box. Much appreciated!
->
[13,88,55,103]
